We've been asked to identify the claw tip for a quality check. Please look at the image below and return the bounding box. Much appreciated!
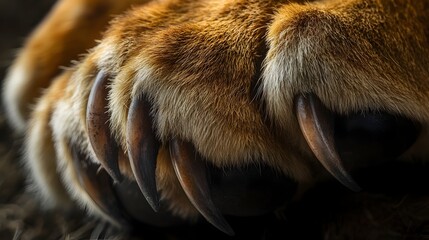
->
[145,194,160,212]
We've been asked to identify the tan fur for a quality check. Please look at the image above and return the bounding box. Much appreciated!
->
[2,0,149,132]
[263,0,429,161]
[3,0,429,230]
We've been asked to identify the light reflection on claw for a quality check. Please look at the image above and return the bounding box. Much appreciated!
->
[295,93,361,192]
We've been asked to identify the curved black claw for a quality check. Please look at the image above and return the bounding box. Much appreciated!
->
[169,139,235,236]
[126,96,160,212]
[86,71,122,182]
[295,93,361,192]
[70,144,129,228]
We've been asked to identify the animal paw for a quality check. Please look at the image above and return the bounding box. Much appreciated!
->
[6,0,429,237]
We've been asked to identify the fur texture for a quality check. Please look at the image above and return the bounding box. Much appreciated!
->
[2,0,429,237]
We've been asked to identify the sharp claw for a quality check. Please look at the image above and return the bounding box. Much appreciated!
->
[126,97,160,212]
[86,71,122,182]
[70,144,129,227]
[295,93,361,192]
[169,139,235,236]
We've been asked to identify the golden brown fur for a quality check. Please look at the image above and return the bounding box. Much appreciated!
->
[3,0,429,237]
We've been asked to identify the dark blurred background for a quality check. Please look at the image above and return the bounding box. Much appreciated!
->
[0,0,56,90]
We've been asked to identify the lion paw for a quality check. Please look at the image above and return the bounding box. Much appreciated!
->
[4,0,429,237]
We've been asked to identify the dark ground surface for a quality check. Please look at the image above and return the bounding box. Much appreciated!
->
[2,1,429,240]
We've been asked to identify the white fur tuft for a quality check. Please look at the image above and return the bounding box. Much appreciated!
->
[3,63,30,132]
